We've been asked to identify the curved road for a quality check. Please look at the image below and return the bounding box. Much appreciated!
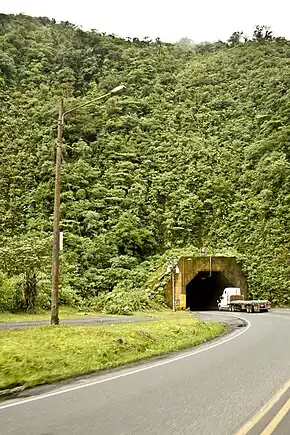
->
[1,309,290,434]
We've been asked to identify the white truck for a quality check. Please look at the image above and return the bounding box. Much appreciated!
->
[218,287,271,313]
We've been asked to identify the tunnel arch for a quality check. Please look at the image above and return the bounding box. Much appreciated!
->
[165,255,247,310]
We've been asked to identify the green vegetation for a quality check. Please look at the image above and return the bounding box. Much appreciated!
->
[0,306,107,322]
[0,316,225,390]
[0,14,290,313]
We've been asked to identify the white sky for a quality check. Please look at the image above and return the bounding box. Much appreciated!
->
[1,0,290,43]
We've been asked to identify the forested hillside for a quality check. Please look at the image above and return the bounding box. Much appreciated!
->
[0,14,290,312]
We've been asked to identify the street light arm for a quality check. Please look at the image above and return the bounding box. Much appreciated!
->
[61,85,126,123]
[61,91,113,123]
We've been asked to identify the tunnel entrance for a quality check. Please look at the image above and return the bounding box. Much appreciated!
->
[186,271,230,311]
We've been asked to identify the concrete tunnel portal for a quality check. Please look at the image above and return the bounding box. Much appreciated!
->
[164,256,248,310]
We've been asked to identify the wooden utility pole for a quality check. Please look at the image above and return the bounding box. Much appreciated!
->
[51,100,63,325]
[50,86,126,325]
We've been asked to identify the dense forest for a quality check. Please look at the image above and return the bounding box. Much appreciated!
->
[0,14,290,313]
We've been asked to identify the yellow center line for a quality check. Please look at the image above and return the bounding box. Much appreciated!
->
[236,379,290,435]
[261,397,290,435]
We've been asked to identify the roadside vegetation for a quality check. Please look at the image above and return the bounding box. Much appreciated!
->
[0,315,225,391]
[0,306,105,322]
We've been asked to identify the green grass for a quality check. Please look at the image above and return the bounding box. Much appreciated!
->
[0,307,109,323]
[0,306,187,323]
[0,316,225,391]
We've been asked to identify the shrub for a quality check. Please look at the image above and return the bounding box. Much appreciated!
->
[0,273,23,312]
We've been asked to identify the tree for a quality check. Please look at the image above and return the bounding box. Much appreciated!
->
[0,233,50,311]
[227,31,244,46]
[253,25,273,42]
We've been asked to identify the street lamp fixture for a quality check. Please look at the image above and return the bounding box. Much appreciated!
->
[51,85,126,325]
[110,85,126,94]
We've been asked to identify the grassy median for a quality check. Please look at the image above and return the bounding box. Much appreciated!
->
[0,316,225,391]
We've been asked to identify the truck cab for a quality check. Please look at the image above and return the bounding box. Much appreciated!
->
[218,287,241,311]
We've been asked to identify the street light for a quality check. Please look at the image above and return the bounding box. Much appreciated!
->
[51,85,126,325]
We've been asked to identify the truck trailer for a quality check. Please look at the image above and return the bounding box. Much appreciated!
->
[218,287,271,313]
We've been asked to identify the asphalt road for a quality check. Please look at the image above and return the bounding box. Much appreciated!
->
[0,316,152,330]
[1,309,290,435]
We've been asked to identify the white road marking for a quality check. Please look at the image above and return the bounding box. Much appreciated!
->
[0,315,251,411]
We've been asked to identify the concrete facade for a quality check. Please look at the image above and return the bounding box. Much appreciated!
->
[165,255,248,309]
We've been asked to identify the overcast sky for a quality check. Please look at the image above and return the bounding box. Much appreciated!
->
[1,0,290,43]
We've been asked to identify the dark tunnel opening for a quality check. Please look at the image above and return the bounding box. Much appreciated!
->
[186,271,231,311]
